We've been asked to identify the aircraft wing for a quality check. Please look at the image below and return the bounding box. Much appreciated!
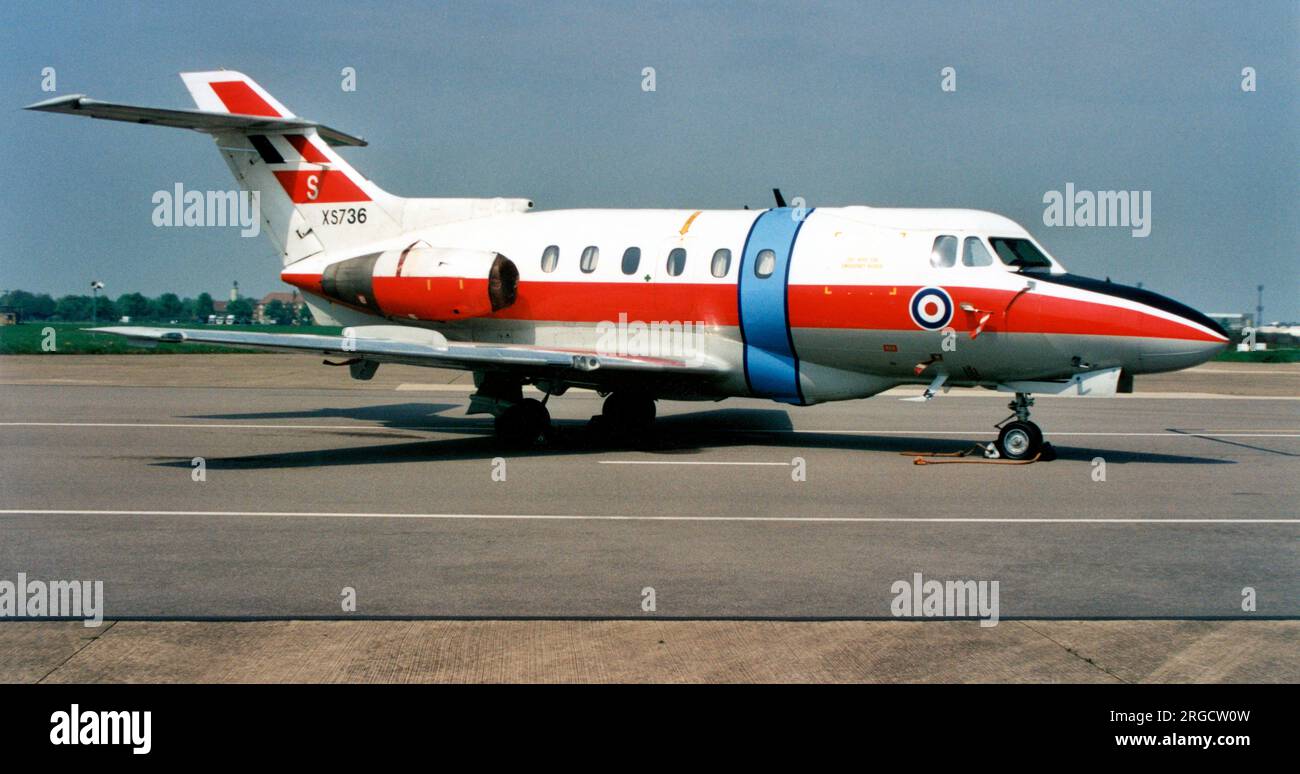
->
[89,326,727,377]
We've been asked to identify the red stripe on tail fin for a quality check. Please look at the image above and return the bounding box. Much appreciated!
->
[209,81,282,117]
[272,170,371,203]
[285,134,330,163]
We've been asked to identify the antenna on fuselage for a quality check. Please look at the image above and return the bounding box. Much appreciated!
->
[772,188,787,207]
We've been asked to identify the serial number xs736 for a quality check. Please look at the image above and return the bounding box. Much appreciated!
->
[321,207,367,225]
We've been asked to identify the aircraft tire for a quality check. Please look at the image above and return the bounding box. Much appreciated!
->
[601,392,656,434]
[996,421,1043,461]
[495,398,550,447]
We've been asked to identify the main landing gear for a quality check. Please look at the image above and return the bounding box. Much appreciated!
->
[494,398,550,448]
[493,391,657,447]
[470,373,553,448]
[994,392,1045,461]
[471,372,658,448]
[598,391,656,435]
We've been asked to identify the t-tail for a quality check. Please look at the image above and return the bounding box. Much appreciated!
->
[25,71,532,266]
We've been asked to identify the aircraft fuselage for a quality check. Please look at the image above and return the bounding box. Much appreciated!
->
[282,205,1228,404]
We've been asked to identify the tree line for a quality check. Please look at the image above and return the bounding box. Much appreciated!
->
[0,289,313,325]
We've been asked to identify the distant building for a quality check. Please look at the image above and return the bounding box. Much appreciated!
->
[1210,312,1300,350]
[1258,324,1300,347]
[254,291,305,324]
[207,300,235,325]
[0,306,19,325]
[1207,313,1252,336]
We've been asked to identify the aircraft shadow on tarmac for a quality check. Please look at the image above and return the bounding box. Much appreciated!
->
[191,402,464,425]
[155,405,1236,470]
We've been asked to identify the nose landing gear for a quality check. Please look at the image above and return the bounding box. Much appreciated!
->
[994,392,1045,461]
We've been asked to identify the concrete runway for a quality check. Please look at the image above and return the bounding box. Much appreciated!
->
[1,356,1297,621]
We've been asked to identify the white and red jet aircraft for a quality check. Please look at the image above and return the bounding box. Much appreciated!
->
[28,71,1229,458]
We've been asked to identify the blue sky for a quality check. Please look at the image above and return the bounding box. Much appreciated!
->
[2,0,1296,320]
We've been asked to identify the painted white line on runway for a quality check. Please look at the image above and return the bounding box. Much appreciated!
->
[0,509,1295,524]
[1,422,1297,438]
[394,384,488,392]
[391,382,1300,400]
[878,390,1294,403]
[598,460,791,466]
[772,430,1300,438]
[1187,368,1300,375]
[397,383,594,393]
[0,421,416,431]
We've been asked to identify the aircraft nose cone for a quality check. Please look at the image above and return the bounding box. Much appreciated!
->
[1032,273,1230,374]
[1133,297,1230,372]
[1196,311,1231,342]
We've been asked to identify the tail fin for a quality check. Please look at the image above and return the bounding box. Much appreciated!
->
[26,71,534,266]
[180,71,402,263]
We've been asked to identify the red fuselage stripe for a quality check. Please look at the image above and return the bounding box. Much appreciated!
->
[279,274,1220,342]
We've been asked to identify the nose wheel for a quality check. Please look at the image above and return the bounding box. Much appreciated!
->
[996,420,1043,460]
[993,393,1045,461]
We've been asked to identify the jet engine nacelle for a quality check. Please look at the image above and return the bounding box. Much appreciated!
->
[317,246,519,321]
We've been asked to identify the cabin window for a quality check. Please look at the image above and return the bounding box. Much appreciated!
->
[962,237,993,267]
[754,249,776,278]
[580,245,599,273]
[930,235,957,268]
[710,248,732,278]
[989,237,1053,270]
[621,247,641,275]
[666,247,687,277]
[541,245,559,273]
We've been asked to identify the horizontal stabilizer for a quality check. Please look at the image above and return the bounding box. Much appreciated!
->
[23,94,366,147]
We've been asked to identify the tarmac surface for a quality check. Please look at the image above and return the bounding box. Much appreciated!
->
[1,355,1296,681]
[6,619,1296,683]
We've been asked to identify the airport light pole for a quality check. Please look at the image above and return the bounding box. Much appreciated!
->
[91,280,104,323]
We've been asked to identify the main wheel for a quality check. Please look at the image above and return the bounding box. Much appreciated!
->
[996,420,1043,461]
[494,398,550,447]
[601,392,656,434]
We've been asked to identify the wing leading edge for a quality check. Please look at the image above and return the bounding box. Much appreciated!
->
[89,326,726,377]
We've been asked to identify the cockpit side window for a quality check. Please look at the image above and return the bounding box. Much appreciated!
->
[962,237,994,267]
[989,237,1053,270]
[930,235,957,268]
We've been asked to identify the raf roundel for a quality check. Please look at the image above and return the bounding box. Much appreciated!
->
[909,286,954,330]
